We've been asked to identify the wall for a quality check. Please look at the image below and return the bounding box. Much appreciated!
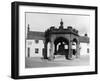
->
[26,40,44,57]
[0,0,99,81]
[80,43,89,55]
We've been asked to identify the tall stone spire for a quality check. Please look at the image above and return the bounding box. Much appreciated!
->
[59,19,63,29]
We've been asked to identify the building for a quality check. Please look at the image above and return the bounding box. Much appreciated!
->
[26,19,89,60]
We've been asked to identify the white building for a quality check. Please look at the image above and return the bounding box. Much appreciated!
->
[26,40,44,57]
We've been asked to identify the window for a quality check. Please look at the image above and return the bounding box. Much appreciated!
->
[35,40,39,44]
[87,48,89,53]
[35,48,39,53]
[65,45,68,49]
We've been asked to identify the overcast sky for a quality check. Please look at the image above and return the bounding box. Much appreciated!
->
[26,12,90,36]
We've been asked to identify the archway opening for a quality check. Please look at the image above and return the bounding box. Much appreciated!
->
[54,37,69,55]
[72,38,78,55]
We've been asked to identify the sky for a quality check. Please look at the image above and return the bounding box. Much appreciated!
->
[25,12,90,36]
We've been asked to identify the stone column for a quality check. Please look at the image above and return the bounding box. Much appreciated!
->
[54,44,57,55]
[68,40,72,60]
[76,42,80,58]
[49,41,55,60]
[43,41,48,59]
[47,42,50,57]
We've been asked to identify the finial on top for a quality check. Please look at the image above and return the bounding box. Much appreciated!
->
[59,18,63,29]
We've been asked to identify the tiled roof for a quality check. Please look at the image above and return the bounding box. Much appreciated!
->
[27,31,89,43]
[79,36,89,43]
[27,31,45,40]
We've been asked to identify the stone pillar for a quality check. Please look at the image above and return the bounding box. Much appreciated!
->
[47,42,50,57]
[54,44,57,55]
[76,42,80,58]
[49,41,55,60]
[43,41,48,59]
[68,40,72,60]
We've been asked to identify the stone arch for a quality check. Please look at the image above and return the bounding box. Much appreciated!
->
[54,37,69,45]
[72,38,80,57]
[73,38,77,43]
[72,38,79,44]
[54,37,69,56]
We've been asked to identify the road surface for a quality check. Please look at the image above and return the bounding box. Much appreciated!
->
[25,55,89,68]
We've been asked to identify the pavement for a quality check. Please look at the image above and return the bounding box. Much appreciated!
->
[25,55,90,68]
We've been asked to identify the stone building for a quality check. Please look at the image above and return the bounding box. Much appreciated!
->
[26,20,89,60]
